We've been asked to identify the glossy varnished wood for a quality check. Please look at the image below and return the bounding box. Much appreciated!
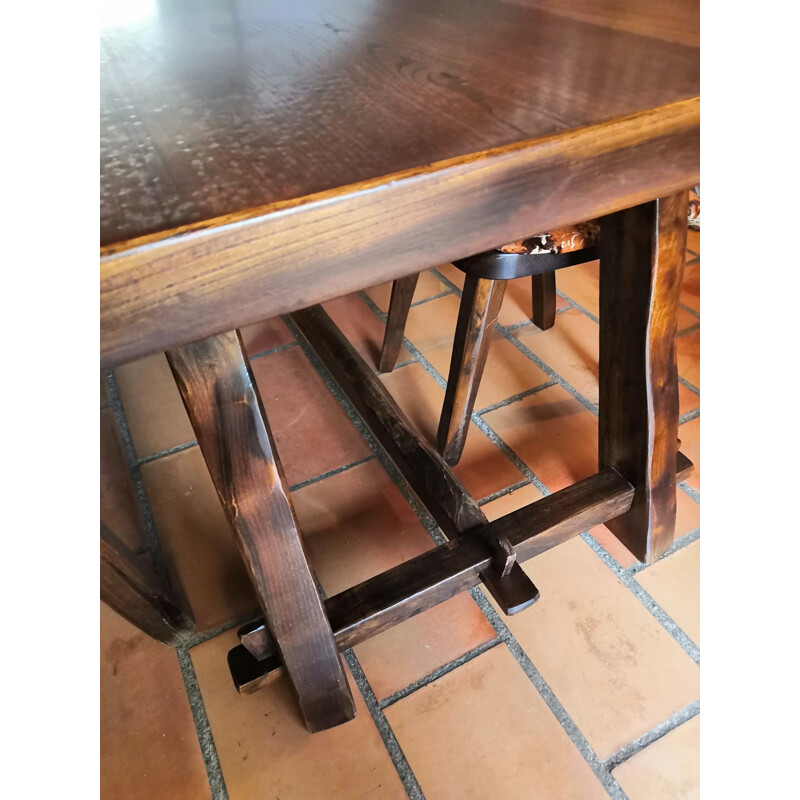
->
[231,467,636,689]
[166,331,355,732]
[100,524,193,646]
[290,305,539,614]
[100,0,698,367]
[379,274,419,372]
[531,273,557,331]
[438,276,507,465]
[598,194,688,563]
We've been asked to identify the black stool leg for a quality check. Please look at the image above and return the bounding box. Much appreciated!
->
[531,272,556,330]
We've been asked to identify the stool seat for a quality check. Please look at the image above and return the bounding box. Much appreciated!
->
[497,220,601,256]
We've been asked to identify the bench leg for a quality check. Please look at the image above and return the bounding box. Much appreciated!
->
[167,331,356,732]
[438,275,507,465]
[531,272,556,330]
[599,191,688,563]
[379,274,419,372]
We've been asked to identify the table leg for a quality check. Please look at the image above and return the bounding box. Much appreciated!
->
[598,191,688,563]
[166,331,356,732]
[101,523,194,646]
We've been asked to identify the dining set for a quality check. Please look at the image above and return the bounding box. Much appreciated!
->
[100,0,699,733]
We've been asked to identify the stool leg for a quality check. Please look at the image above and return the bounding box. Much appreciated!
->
[598,192,688,563]
[379,274,419,372]
[531,272,556,330]
[438,275,507,465]
[167,331,356,732]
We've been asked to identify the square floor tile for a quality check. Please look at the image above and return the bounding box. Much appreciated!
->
[113,354,195,459]
[365,269,450,313]
[190,630,407,800]
[513,308,600,405]
[101,604,210,800]
[250,346,372,487]
[637,541,700,646]
[483,384,598,492]
[384,644,607,799]
[613,715,700,799]
[485,537,699,759]
[141,448,258,631]
[239,316,294,356]
[678,415,700,492]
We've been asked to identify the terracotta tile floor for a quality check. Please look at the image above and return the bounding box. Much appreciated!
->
[101,232,700,799]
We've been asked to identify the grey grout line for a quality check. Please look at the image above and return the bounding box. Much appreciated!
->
[626,528,700,577]
[678,375,700,395]
[410,289,453,307]
[385,358,417,371]
[379,638,503,710]
[475,379,557,415]
[580,532,700,665]
[679,408,700,425]
[281,314,447,548]
[107,368,231,798]
[469,588,629,800]
[677,322,701,338]
[680,301,700,319]
[477,479,531,507]
[496,324,600,415]
[176,648,229,800]
[288,454,377,492]
[679,481,700,504]
[343,650,426,800]
[603,700,700,772]
[555,289,600,324]
[137,439,198,466]
[104,370,173,590]
[247,340,298,360]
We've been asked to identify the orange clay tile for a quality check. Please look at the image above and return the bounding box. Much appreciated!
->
[101,604,211,800]
[483,537,699,759]
[190,630,407,800]
[613,715,700,799]
[384,644,607,799]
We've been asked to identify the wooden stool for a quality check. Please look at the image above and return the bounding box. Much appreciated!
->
[380,188,700,466]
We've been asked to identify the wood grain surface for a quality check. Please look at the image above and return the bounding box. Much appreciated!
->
[166,330,355,731]
[100,0,698,366]
[599,193,688,563]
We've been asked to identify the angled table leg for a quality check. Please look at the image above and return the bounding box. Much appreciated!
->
[599,191,688,563]
[167,331,356,732]
[101,523,194,646]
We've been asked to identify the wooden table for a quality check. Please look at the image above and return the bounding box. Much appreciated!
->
[100,0,699,732]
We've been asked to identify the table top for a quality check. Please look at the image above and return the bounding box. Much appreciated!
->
[100,0,699,367]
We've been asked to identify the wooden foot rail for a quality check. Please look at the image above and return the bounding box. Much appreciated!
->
[229,467,636,693]
[291,304,539,616]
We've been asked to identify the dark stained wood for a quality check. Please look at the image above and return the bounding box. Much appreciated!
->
[100,523,193,646]
[101,0,698,248]
[598,193,688,563]
[100,99,699,367]
[454,246,598,280]
[233,467,636,688]
[531,272,557,331]
[166,331,355,732]
[676,450,694,483]
[290,304,539,615]
[438,276,507,465]
[379,274,419,372]
[100,107,699,366]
